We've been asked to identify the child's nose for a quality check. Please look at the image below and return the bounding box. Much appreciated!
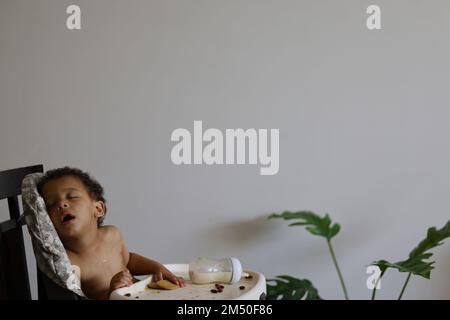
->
[58,201,69,210]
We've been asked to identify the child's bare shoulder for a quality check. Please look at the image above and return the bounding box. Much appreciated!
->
[99,225,124,244]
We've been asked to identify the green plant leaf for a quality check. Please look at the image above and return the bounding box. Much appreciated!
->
[371,221,450,279]
[266,275,322,300]
[269,211,341,240]
[371,255,434,279]
[409,221,450,259]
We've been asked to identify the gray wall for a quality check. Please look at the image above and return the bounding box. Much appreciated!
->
[1,0,449,299]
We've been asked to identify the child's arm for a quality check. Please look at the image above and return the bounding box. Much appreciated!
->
[116,228,185,287]
[109,226,185,296]
[127,252,185,287]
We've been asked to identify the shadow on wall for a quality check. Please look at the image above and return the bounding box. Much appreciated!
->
[199,215,282,250]
[194,213,381,261]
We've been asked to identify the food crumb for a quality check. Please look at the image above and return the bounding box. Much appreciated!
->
[215,284,225,290]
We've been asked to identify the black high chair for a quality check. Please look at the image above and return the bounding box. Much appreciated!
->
[0,164,84,300]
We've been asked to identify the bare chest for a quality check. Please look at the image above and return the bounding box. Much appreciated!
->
[69,247,126,299]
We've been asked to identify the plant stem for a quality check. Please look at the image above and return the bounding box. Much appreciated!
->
[398,272,412,300]
[371,269,385,300]
[327,239,349,300]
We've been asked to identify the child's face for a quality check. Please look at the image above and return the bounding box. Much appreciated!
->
[41,175,105,239]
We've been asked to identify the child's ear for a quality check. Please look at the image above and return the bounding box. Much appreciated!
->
[93,201,105,218]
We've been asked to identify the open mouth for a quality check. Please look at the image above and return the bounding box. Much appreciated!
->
[61,213,75,224]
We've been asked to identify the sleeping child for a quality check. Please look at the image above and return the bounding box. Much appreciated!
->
[37,167,185,299]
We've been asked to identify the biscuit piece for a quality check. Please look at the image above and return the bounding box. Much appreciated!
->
[147,281,160,289]
[147,279,179,290]
[156,280,179,290]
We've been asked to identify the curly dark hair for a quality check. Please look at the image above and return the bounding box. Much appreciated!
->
[37,167,107,226]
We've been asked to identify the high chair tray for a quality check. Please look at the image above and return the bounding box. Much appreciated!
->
[109,264,266,300]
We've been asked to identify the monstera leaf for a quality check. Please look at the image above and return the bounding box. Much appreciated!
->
[372,221,450,279]
[266,275,321,300]
[371,255,434,279]
[269,211,340,240]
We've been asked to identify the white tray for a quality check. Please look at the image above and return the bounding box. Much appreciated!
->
[110,264,266,300]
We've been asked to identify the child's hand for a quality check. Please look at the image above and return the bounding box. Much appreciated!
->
[109,269,133,293]
[152,264,186,288]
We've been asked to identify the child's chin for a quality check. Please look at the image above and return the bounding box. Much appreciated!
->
[58,226,81,238]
